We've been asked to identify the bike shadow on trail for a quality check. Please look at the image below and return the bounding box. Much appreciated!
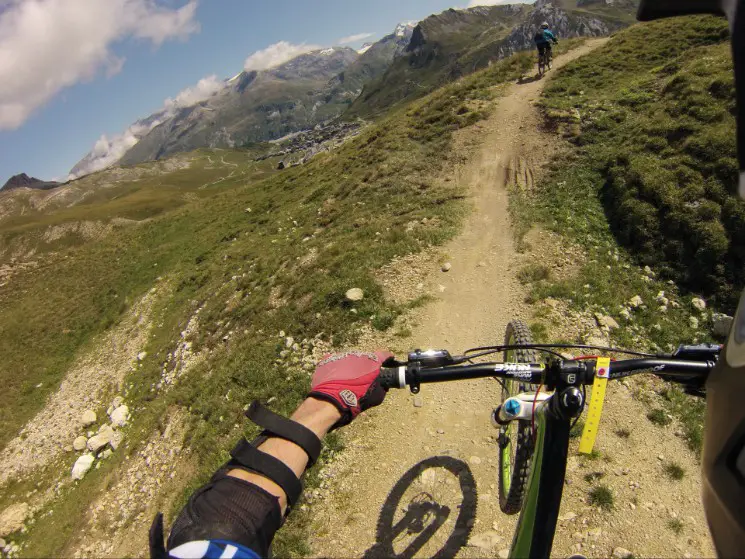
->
[517,74,543,85]
[362,456,478,559]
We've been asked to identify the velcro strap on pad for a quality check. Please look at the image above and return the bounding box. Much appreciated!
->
[230,439,302,510]
[246,401,322,467]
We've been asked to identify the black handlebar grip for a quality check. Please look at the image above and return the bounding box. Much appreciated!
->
[379,367,404,390]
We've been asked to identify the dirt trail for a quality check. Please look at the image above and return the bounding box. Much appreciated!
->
[308,40,714,559]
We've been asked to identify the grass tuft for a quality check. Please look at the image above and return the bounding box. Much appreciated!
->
[664,462,686,481]
[668,518,684,535]
[588,484,614,510]
[647,408,672,427]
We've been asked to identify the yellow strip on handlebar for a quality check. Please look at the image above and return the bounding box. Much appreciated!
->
[579,357,610,455]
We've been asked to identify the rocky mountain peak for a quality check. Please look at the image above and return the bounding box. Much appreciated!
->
[1,173,59,192]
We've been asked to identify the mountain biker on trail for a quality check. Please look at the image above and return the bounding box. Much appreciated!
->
[151,1,745,557]
[534,22,558,63]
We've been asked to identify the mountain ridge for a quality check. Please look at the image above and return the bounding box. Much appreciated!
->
[1,173,60,192]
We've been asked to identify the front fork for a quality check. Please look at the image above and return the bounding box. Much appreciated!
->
[494,387,584,558]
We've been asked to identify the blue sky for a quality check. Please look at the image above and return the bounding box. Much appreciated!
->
[0,0,524,186]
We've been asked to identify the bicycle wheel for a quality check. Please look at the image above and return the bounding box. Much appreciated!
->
[498,320,538,515]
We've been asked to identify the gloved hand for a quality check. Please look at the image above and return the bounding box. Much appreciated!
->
[308,350,394,429]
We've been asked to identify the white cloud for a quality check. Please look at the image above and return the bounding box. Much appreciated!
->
[243,41,322,72]
[71,74,225,178]
[337,32,374,45]
[163,74,224,111]
[0,0,200,130]
[71,121,155,179]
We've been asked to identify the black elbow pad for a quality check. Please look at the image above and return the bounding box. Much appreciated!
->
[166,473,282,558]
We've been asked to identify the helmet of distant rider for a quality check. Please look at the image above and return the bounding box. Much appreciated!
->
[540,22,549,29]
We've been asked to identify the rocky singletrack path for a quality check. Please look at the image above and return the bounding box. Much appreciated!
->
[308,40,714,559]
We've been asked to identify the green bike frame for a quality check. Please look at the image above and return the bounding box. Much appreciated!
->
[509,403,572,558]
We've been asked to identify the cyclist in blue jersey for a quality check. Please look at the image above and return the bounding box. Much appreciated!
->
[534,22,558,65]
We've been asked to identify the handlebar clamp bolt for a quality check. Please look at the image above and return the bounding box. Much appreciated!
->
[504,399,522,417]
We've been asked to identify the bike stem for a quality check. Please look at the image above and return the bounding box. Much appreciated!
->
[509,384,585,558]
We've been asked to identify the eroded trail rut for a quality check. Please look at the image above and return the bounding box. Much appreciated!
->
[308,41,714,559]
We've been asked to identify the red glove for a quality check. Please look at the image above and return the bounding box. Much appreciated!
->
[308,350,393,429]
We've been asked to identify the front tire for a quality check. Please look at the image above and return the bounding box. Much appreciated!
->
[498,320,538,515]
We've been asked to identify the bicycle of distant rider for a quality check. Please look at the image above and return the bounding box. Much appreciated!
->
[537,47,552,76]
[379,320,719,558]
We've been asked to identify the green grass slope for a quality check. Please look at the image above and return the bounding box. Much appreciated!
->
[538,15,741,310]
[2,51,534,557]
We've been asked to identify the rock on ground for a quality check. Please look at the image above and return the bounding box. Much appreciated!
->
[345,288,364,302]
[87,425,114,453]
[595,314,620,331]
[613,547,633,558]
[628,295,644,308]
[713,313,734,337]
[72,454,95,480]
[110,405,130,427]
[0,503,29,537]
[691,298,707,312]
[73,436,88,452]
[80,410,97,427]
[110,431,124,451]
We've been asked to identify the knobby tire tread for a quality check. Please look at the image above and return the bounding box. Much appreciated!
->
[498,320,538,515]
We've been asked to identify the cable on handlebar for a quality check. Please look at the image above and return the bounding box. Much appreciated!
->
[463,343,658,358]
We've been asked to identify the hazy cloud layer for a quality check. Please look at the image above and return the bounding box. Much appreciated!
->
[163,75,224,111]
[71,74,224,178]
[337,32,374,45]
[0,0,200,130]
[243,41,322,71]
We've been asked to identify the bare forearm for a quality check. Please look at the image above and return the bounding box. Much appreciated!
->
[227,397,341,512]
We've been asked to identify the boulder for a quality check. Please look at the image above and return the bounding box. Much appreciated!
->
[595,314,620,331]
[80,410,97,427]
[713,313,734,338]
[110,431,124,451]
[110,405,130,427]
[345,288,364,302]
[0,503,29,537]
[628,295,644,308]
[71,454,95,480]
[612,548,633,559]
[87,425,114,453]
[691,298,707,312]
[137,351,148,362]
[441,262,452,272]
[73,436,88,452]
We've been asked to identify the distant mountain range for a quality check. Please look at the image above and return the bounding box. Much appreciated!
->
[78,24,416,173]
[69,1,638,176]
[1,173,59,192]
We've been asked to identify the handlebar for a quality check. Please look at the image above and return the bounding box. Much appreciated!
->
[380,347,719,393]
